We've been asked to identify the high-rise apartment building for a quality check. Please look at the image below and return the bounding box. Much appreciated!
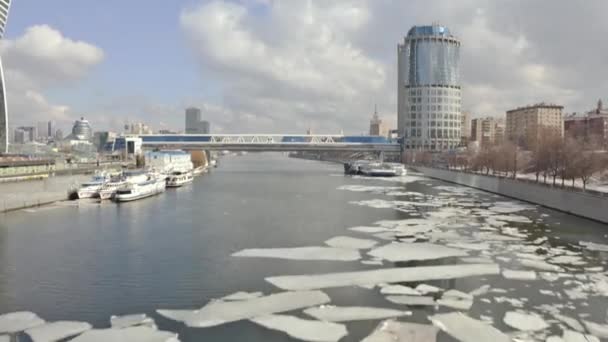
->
[470,117,504,148]
[0,0,13,153]
[398,25,461,150]
[506,103,564,150]
[185,107,210,134]
[460,111,471,145]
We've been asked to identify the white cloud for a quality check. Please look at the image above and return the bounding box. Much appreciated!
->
[0,25,104,127]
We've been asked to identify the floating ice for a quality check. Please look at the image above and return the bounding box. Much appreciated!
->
[25,321,92,342]
[415,284,442,294]
[442,289,473,300]
[488,202,535,214]
[539,289,557,297]
[503,311,549,331]
[349,226,390,234]
[68,326,179,342]
[303,306,410,322]
[368,242,468,262]
[337,185,402,193]
[250,314,347,342]
[447,242,491,251]
[361,260,384,265]
[110,314,155,329]
[437,297,473,310]
[494,297,525,308]
[579,241,608,252]
[461,257,494,264]
[385,295,435,306]
[520,259,563,272]
[469,285,491,297]
[546,336,564,342]
[361,320,438,342]
[220,291,264,301]
[553,314,584,332]
[503,269,537,280]
[582,320,608,338]
[266,263,500,290]
[380,285,420,296]
[549,255,585,265]
[157,290,330,328]
[232,247,360,261]
[429,312,510,342]
[492,215,533,223]
[562,330,600,342]
[0,311,45,333]
[324,236,378,249]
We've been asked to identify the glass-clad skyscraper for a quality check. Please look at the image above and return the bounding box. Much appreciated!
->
[0,0,11,154]
[398,25,461,150]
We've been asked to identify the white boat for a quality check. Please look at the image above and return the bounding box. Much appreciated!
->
[192,166,207,176]
[359,163,398,177]
[99,170,149,200]
[385,163,408,176]
[167,171,194,188]
[76,172,111,199]
[113,174,166,202]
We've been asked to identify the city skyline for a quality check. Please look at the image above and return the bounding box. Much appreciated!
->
[2,1,608,134]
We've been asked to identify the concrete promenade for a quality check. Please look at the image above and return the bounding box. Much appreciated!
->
[0,174,88,212]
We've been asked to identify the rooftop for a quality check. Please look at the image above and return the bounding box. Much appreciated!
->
[506,103,564,113]
[407,25,453,38]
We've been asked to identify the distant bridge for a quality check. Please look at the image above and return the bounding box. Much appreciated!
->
[134,134,401,153]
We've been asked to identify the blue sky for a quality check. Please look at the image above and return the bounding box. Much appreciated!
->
[2,1,607,134]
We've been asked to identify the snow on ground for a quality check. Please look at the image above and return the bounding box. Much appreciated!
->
[250,314,347,342]
[429,312,511,342]
[368,242,468,262]
[303,306,410,322]
[324,236,378,249]
[25,321,92,342]
[503,311,549,331]
[157,291,330,328]
[68,326,179,342]
[265,263,500,291]
[361,320,439,342]
[232,246,361,261]
[0,311,45,334]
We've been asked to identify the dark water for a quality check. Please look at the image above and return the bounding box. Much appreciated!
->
[0,154,607,341]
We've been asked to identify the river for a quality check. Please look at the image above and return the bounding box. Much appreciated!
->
[0,153,607,341]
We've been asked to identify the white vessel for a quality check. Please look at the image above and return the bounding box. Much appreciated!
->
[192,166,207,176]
[76,172,111,199]
[99,170,149,200]
[385,163,408,176]
[359,163,398,177]
[113,174,166,202]
[167,171,194,188]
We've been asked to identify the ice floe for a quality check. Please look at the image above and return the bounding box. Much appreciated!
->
[503,269,537,280]
[520,259,563,272]
[368,242,468,262]
[349,226,391,234]
[157,290,330,328]
[25,321,92,342]
[429,312,510,342]
[380,285,420,296]
[469,284,491,296]
[303,306,410,322]
[562,330,600,342]
[503,311,549,331]
[582,320,608,338]
[553,314,584,332]
[361,320,438,342]
[110,314,155,329]
[579,241,608,252]
[0,311,45,333]
[250,314,347,342]
[324,236,378,249]
[68,326,179,342]
[265,263,500,290]
[232,246,360,261]
[415,284,442,294]
[488,202,536,214]
[220,291,264,301]
[385,295,436,306]
[447,242,491,251]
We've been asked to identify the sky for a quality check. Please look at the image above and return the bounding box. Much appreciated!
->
[2,0,608,134]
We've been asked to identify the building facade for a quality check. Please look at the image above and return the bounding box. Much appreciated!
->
[369,106,382,136]
[398,25,461,151]
[564,99,608,145]
[185,107,210,134]
[470,117,504,148]
[71,117,93,141]
[506,103,564,150]
[0,0,12,153]
[460,111,470,145]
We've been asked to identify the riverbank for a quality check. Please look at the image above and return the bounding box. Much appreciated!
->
[414,166,608,224]
[0,174,89,213]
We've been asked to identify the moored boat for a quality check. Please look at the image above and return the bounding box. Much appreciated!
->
[359,163,398,177]
[99,170,149,200]
[167,171,194,188]
[113,174,166,202]
[76,172,111,199]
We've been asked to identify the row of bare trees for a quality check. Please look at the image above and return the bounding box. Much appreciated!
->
[437,130,608,191]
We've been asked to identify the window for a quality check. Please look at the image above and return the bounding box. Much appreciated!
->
[411,105,416,111]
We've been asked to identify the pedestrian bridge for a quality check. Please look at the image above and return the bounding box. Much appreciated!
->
[136,134,401,152]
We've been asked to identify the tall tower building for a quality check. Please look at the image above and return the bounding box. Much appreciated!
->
[0,0,12,154]
[398,25,461,150]
[185,107,210,134]
[369,105,382,136]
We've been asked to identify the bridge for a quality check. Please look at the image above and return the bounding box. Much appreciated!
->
[129,134,401,153]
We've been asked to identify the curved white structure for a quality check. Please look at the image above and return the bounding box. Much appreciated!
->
[0,0,12,154]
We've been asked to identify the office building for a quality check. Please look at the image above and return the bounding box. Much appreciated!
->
[37,122,48,140]
[0,0,13,153]
[470,117,504,148]
[506,103,563,150]
[14,126,35,144]
[185,107,210,134]
[93,131,117,152]
[369,106,383,136]
[71,117,93,141]
[398,24,461,150]
[460,111,470,145]
[129,122,153,135]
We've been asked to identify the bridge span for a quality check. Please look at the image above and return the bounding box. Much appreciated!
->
[135,134,401,153]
